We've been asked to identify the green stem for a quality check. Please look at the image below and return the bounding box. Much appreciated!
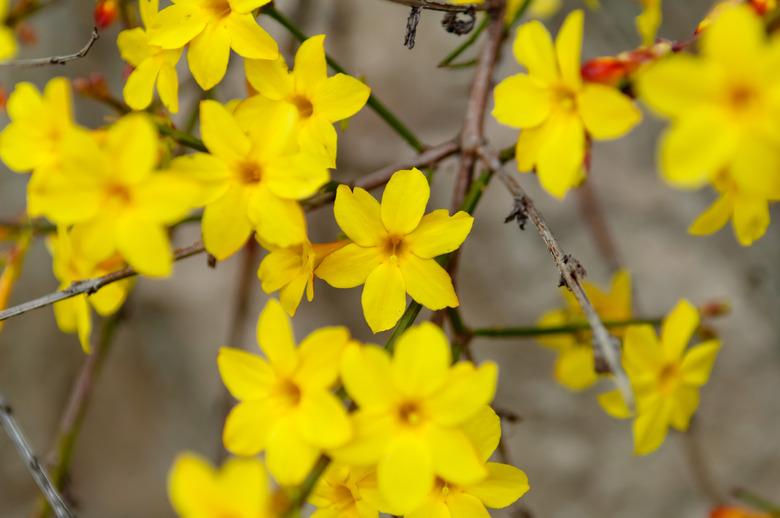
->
[262,5,425,152]
[157,124,208,152]
[733,488,780,515]
[472,317,662,338]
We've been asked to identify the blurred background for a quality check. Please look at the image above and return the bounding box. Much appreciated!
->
[1,0,779,516]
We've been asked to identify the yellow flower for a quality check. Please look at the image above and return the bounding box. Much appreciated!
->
[48,228,131,353]
[0,0,17,61]
[258,237,345,317]
[33,114,201,277]
[599,300,720,455]
[0,78,77,174]
[316,168,473,333]
[405,407,529,518]
[637,4,780,192]
[333,323,498,513]
[689,171,778,246]
[171,99,330,260]
[537,270,632,391]
[492,10,641,199]
[117,0,183,112]
[244,34,371,167]
[636,0,662,46]
[218,299,353,485]
[168,452,276,518]
[148,0,278,90]
[310,464,383,518]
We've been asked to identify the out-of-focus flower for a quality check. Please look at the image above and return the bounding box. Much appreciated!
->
[0,0,17,61]
[711,506,772,518]
[316,168,473,333]
[636,0,662,46]
[94,0,118,29]
[310,464,383,518]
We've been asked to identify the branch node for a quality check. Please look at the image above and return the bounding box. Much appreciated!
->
[558,254,587,289]
[404,6,423,49]
[504,196,530,230]
[442,7,476,35]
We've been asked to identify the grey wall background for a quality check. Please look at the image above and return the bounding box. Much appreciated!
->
[1,0,779,516]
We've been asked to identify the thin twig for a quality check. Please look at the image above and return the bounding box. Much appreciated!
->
[34,311,125,518]
[0,242,205,323]
[383,0,487,13]
[0,28,99,67]
[480,147,634,409]
[0,392,75,518]
[472,317,662,338]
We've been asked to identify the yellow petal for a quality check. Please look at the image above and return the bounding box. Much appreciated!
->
[361,259,406,333]
[264,152,330,200]
[294,34,328,94]
[633,398,672,455]
[555,9,583,89]
[295,326,350,389]
[107,113,159,183]
[248,185,308,247]
[681,340,720,387]
[44,77,74,132]
[256,298,298,375]
[381,168,430,235]
[578,83,641,140]
[669,385,699,431]
[311,73,371,122]
[399,255,458,310]
[157,62,180,113]
[636,55,721,118]
[492,74,552,129]
[426,427,486,485]
[217,457,270,514]
[392,322,451,397]
[117,28,152,66]
[428,362,497,426]
[460,406,501,463]
[187,22,231,90]
[405,209,473,259]
[408,500,449,518]
[115,216,172,277]
[148,3,205,48]
[266,419,320,485]
[168,453,218,516]
[731,139,780,198]
[597,389,632,419]
[554,346,598,391]
[0,26,17,60]
[199,99,251,163]
[334,185,386,247]
[244,56,293,100]
[623,325,663,379]
[296,390,352,448]
[217,347,275,400]
[659,113,737,189]
[203,185,252,260]
[688,193,733,236]
[223,400,276,455]
[139,0,158,28]
[89,281,129,316]
[733,195,770,246]
[536,112,585,199]
[466,462,529,509]
[225,13,278,59]
[315,243,383,288]
[378,435,434,513]
[132,173,201,224]
[701,4,765,72]
[513,20,557,83]
[515,124,547,172]
[258,247,303,293]
[341,345,397,409]
[227,0,271,14]
[233,95,298,155]
[445,492,490,518]
[279,271,309,316]
[661,299,699,361]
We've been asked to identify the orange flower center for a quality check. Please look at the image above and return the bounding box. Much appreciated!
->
[331,484,356,508]
[291,95,314,118]
[277,379,302,407]
[397,401,424,427]
[238,161,263,184]
[658,362,680,393]
[382,234,406,258]
[553,85,578,112]
[106,182,132,204]
[204,0,231,18]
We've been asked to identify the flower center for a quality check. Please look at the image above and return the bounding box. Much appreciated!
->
[658,363,680,393]
[727,84,758,112]
[553,85,578,112]
[204,0,231,18]
[331,484,356,508]
[382,234,406,258]
[291,95,314,118]
[106,182,132,205]
[238,161,263,184]
[397,401,424,427]
[277,379,302,407]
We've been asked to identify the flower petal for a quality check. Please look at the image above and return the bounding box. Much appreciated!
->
[266,418,320,485]
[123,59,160,111]
[225,13,278,59]
[199,99,251,163]
[633,398,673,455]
[448,493,490,518]
[168,453,218,516]
[247,185,308,247]
[392,322,451,397]
[733,195,770,246]
[294,34,328,94]
[203,185,252,260]
[315,243,383,288]
[334,185,386,247]
[157,62,180,113]
[148,3,205,48]
[361,259,407,333]
[680,340,720,387]
[311,73,371,122]
[623,325,663,380]
[428,362,497,426]
[555,9,583,89]
[256,298,298,375]
[536,112,585,199]
[296,390,352,448]
[341,345,397,409]
[296,326,351,389]
[187,22,232,90]
[688,193,733,236]
[554,346,598,391]
[512,20,557,83]
[378,435,434,513]
[223,400,276,456]
[427,427,486,485]
[405,209,473,259]
[217,347,275,400]
[399,255,458,310]
[597,389,632,419]
[492,73,552,129]
[660,299,699,361]
[244,56,293,100]
[460,406,501,463]
[466,462,530,509]
[578,83,641,140]
[636,55,721,118]
[381,168,430,235]
[115,216,172,277]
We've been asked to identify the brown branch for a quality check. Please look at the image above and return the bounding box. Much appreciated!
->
[0,28,99,67]
[384,0,487,13]
[0,241,205,323]
[0,392,75,518]
[479,147,634,408]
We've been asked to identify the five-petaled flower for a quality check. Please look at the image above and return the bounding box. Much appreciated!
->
[117,0,183,113]
[309,464,384,518]
[218,299,354,485]
[168,452,277,517]
[148,0,278,90]
[599,299,720,455]
[333,322,498,513]
[492,9,641,199]
[316,168,474,333]
[170,99,330,260]
[537,269,632,391]
[244,34,371,167]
